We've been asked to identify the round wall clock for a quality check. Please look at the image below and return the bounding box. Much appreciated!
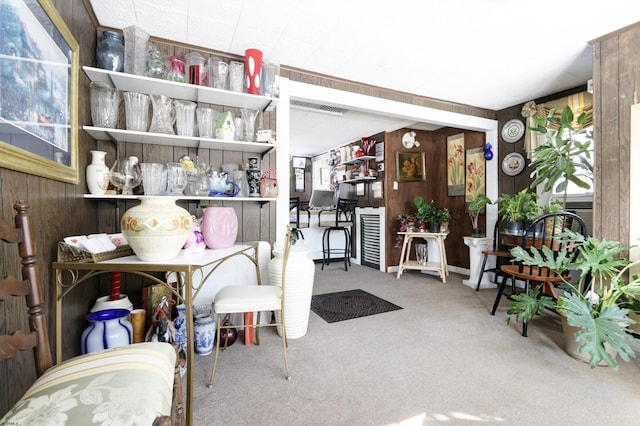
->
[502,152,525,176]
[501,119,525,143]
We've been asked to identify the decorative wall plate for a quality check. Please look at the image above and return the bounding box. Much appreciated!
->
[501,119,525,143]
[502,152,525,176]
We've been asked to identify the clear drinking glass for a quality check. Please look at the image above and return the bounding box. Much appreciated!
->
[240,108,258,142]
[140,163,164,195]
[166,162,187,195]
[228,61,245,92]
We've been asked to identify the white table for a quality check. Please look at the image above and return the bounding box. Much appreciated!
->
[396,231,449,283]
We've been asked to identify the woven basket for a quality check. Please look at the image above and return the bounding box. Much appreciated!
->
[57,242,134,263]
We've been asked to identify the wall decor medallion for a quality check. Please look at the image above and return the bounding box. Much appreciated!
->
[502,152,525,176]
[501,119,525,143]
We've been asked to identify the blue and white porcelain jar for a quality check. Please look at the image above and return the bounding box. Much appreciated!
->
[173,304,188,347]
[194,315,215,355]
[81,309,132,354]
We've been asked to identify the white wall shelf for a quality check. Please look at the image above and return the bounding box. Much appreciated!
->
[83,194,276,203]
[83,126,276,155]
[83,66,277,112]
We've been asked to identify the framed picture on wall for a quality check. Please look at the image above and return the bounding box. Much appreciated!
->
[396,152,425,182]
[292,156,306,169]
[0,0,80,184]
[294,168,305,192]
[447,133,465,196]
[465,147,486,203]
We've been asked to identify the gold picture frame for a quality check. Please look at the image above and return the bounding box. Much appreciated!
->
[0,0,80,184]
[396,152,425,182]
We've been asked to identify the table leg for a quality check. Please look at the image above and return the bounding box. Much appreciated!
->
[396,235,411,279]
[55,269,63,363]
[244,312,254,345]
[184,272,194,426]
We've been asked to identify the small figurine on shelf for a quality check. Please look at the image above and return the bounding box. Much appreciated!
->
[146,296,176,343]
[183,216,206,255]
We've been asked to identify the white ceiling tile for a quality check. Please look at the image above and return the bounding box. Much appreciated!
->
[87,0,640,155]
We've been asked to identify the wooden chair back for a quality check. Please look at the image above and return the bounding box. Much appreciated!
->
[513,212,588,279]
[0,200,52,376]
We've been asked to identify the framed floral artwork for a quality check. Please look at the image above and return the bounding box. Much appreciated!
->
[396,152,425,182]
[447,133,465,196]
[465,147,486,203]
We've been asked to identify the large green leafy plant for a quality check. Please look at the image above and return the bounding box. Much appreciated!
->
[496,189,539,223]
[529,105,593,207]
[506,231,640,369]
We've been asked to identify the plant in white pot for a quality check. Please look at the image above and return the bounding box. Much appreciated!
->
[506,231,640,369]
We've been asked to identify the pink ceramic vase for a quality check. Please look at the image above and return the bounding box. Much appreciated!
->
[201,207,238,249]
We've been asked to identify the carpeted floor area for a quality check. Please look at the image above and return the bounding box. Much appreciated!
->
[311,289,402,323]
[190,263,640,426]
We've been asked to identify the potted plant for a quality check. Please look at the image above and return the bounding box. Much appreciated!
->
[505,231,640,369]
[529,105,593,208]
[438,207,451,233]
[467,194,492,237]
[496,189,539,234]
[412,196,430,229]
[395,213,417,247]
[414,197,449,233]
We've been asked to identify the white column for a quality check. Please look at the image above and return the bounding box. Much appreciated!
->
[462,236,494,289]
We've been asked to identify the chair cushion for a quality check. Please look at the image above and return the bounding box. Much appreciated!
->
[214,285,282,314]
[1,342,175,425]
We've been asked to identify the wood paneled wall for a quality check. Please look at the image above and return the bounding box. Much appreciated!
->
[0,0,98,416]
[592,22,640,245]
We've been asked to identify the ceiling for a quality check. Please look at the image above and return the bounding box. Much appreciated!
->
[88,1,640,156]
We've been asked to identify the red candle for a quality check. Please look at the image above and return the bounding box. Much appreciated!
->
[110,272,121,301]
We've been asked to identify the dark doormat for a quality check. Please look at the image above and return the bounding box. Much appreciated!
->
[311,289,402,323]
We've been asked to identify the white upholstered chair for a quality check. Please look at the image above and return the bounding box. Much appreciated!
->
[208,229,294,387]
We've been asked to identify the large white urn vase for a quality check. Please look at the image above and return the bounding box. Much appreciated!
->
[269,240,315,339]
[121,196,192,261]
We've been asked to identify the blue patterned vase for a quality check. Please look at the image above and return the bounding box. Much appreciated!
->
[173,304,188,347]
[194,315,215,355]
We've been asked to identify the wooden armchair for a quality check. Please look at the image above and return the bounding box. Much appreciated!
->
[0,200,185,425]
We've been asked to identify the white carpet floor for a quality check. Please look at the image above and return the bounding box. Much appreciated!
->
[189,263,640,425]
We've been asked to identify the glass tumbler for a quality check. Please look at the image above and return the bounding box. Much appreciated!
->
[208,58,228,89]
[196,107,216,138]
[123,91,150,132]
[229,61,245,92]
[140,163,164,195]
[174,100,196,137]
[166,162,187,195]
